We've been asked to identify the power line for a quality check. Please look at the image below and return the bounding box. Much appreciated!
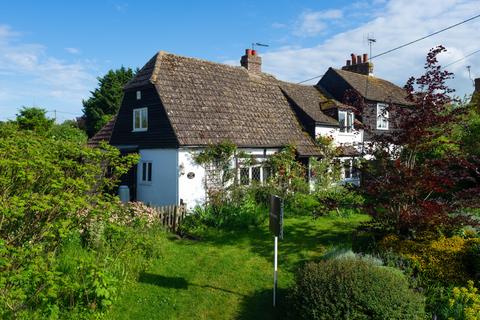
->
[371,13,480,60]
[297,74,325,84]
[295,13,480,84]
[443,48,480,68]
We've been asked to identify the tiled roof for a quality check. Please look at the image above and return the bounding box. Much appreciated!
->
[124,52,324,156]
[278,81,338,125]
[87,116,116,147]
[330,68,411,105]
[338,145,361,157]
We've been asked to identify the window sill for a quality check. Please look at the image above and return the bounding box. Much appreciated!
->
[132,128,148,132]
[139,181,152,186]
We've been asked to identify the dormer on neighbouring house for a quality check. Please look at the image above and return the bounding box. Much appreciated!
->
[318,53,411,140]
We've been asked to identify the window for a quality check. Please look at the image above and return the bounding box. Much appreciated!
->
[238,164,269,185]
[343,159,352,179]
[376,103,389,130]
[251,166,261,183]
[141,161,152,183]
[133,107,148,131]
[240,167,250,185]
[342,159,360,181]
[339,111,354,133]
[136,90,141,100]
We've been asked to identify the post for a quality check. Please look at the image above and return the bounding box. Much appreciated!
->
[273,235,278,307]
[270,195,283,307]
[173,206,178,232]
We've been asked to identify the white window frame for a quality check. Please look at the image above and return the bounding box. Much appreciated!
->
[140,161,152,184]
[136,90,141,100]
[342,158,360,182]
[339,111,354,133]
[376,103,389,130]
[238,163,269,186]
[133,107,148,132]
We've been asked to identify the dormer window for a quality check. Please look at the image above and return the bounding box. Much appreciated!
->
[339,111,354,133]
[133,107,148,132]
[376,103,389,130]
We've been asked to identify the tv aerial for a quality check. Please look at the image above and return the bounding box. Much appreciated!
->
[364,33,376,60]
[252,42,269,50]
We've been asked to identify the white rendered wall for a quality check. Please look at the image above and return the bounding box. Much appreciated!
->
[137,149,178,206]
[315,126,364,152]
[178,147,279,210]
[178,149,206,210]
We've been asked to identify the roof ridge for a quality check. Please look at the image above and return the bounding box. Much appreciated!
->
[149,51,168,84]
[333,67,401,87]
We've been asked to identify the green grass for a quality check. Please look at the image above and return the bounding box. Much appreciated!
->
[107,214,370,320]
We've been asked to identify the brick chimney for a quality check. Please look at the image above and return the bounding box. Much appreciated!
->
[475,78,480,93]
[342,53,373,76]
[241,49,262,73]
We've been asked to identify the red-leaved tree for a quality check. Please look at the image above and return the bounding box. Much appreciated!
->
[353,46,478,236]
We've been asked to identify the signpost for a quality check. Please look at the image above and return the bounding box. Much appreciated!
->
[269,195,283,307]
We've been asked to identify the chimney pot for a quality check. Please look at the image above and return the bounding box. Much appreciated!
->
[346,60,351,66]
[363,53,368,62]
[351,53,357,64]
[241,49,262,73]
[357,55,362,64]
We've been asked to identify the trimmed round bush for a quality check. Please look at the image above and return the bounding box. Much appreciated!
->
[288,258,425,320]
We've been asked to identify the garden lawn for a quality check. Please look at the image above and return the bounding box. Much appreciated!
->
[107,214,369,320]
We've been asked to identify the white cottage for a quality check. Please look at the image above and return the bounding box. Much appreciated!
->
[89,49,364,208]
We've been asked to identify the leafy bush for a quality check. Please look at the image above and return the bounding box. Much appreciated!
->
[0,129,141,318]
[378,234,480,285]
[285,192,321,216]
[180,192,267,233]
[444,280,480,320]
[288,258,425,320]
[465,241,480,282]
[315,186,364,217]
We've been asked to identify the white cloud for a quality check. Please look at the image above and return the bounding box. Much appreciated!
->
[65,47,80,54]
[0,25,96,121]
[294,9,343,37]
[272,22,287,29]
[260,0,480,98]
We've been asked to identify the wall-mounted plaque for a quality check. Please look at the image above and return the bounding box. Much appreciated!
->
[187,172,195,179]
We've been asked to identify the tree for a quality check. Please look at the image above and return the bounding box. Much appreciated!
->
[359,46,478,236]
[16,106,54,132]
[48,120,88,144]
[82,67,135,137]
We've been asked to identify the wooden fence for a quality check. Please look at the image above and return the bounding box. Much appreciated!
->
[152,204,187,233]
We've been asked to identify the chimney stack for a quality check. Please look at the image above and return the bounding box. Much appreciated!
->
[342,52,373,76]
[241,49,262,73]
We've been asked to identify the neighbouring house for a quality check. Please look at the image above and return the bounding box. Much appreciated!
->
[89,49,364,208]
[278,81,363,185]
[318,53,411,141]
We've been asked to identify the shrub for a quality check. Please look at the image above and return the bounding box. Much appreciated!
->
[285,192,321,216]
[378,234,480,285]
[315,186,364,217]
[444,281,480,320]
[180,192,267,233]
[288,258,425,320]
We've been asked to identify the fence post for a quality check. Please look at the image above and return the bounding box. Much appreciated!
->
[173,206,178,232]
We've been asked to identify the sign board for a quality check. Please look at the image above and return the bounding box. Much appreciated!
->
[269,195,283,239]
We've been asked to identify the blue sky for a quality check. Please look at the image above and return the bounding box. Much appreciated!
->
[1,0,479,122]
